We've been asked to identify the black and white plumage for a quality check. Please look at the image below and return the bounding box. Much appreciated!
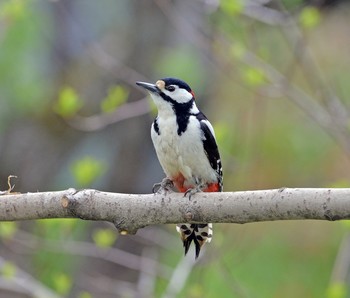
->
[136,77,223,258]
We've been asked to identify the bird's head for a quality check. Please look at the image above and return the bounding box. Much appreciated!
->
[136,78,195,111]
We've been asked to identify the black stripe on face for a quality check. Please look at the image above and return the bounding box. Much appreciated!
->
[159,92,195,136]
[174,100,194,135]
[153,118,160,135]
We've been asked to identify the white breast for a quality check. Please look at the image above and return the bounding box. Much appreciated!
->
[151,115,217,188]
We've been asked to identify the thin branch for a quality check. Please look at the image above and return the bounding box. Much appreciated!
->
[275,0,350,143]
[154,0,350,154]
[89,42,149,85]
[1,188,350,234]
[161,254,197,298]
[80,274,138,297]
[9,230,171,278]
[0,256,63,298]
[136,247,158,298]
[237,46,350,154]
[243,1,288,25]
[66,96,151,132]
[0,175,18,195]
[329,232,350,284]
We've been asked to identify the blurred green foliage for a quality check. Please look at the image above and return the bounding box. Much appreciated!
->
[0,0,26,19]
[327,282,347,298]
[178,221,342,298]
[54,87,83,118]
[92,228,117,248]
[71,156,106,188]
[155,46,207,92]
[0,0,50,122]
[300,7,322,29]
[52,272,73,296]
[36,218,80,239]
[32,218,88,292]
[220,0,244,16]
[1,0,350,297]
[0,222,17,239]
[1,262,16,279]
[100,85,129,113]
[241,66,267,87]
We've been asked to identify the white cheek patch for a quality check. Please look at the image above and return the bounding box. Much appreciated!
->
[163,88,193,103]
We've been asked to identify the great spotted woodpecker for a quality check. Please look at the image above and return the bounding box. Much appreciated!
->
[136,78,223,258]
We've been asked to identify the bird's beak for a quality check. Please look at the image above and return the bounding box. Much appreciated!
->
[136,81,159,94]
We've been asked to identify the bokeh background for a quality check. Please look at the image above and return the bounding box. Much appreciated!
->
[1,0,350,297]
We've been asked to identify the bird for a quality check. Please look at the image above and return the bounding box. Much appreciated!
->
[136,77,223,258]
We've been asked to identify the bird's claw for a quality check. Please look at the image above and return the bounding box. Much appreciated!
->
[152,177,175,194]
[184,185,203,200]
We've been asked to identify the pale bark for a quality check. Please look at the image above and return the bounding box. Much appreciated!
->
[1,188,349,234]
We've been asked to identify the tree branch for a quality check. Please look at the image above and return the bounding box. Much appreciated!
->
[1,188,349,234]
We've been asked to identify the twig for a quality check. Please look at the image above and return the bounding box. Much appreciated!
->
[276,0,350,144]
[235,45,350,154]
[161,253,197,298]
[80,274,138,297]
[66,96,151,132]
[0,256,63,298]
[329,232,350,284]
[155,0,350,154]
[10,230,171,278]
[136,247,158,298]
[0,175,18,195]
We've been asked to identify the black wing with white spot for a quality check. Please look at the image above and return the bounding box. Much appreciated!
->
[196,113,223,191]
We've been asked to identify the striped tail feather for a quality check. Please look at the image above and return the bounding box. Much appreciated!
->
[176,223,213,258]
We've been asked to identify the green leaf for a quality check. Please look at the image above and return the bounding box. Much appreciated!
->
[220,0,243,16]
[242,67,266,87]
[1,262,16,279]
[101,85,129,113]
[0,0,26,20]
[92,228,117,248]
[71,156,106,187]
[299,7,321,29]
[54,87,83,118]
[0,222,17,238]
[327,282,347,298]
[52,272,72,296]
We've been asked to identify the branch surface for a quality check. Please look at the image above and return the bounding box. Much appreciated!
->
[1,188,349,234]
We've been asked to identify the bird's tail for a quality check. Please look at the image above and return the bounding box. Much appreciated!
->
[176,223,213,258]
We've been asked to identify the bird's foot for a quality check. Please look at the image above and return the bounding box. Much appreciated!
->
[184,184,205,200]
[152,177,175,194]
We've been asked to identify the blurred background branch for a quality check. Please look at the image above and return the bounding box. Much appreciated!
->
[1,0,350,297]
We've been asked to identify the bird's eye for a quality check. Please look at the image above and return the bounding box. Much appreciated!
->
[166,85,175,92]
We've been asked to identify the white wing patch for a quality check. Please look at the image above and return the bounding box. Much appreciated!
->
[201,119,216,140]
